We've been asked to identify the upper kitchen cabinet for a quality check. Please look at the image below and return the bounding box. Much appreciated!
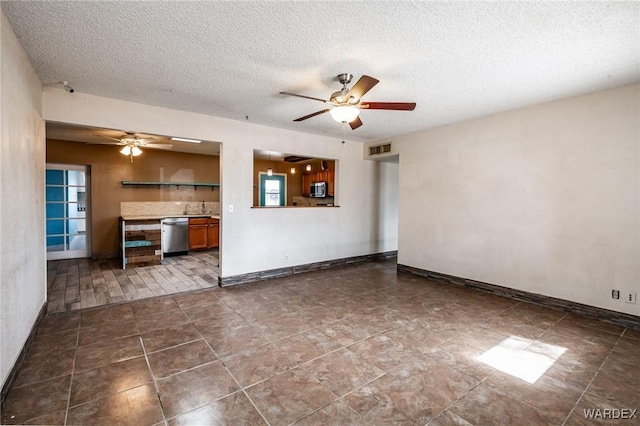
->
[302,169,335,196]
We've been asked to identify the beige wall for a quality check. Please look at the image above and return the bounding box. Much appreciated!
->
[395,83,639,316]
[42,88,400,278]
[47,139,220,257]
[1,11,46,387]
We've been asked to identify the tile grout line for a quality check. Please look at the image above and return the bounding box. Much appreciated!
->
[138,332,172,423]
[439,312,572,424]
[560,331,625,426]
[62,317,81,426]
[184,302,274,426]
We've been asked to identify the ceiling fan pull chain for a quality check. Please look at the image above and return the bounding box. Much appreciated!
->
[342,122,346,145]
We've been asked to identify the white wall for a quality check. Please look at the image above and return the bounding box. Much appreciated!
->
[0,11,46,387]
[42,89,399,278]
[396,84,639,316]
[374,160,399,251]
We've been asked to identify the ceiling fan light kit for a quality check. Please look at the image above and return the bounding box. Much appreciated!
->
[280,73,416,131]
[329,105,360,123]
[120,145,142,156]
[94,131,174,163]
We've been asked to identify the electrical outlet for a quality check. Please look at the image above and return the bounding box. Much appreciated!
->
[625,291,636,304]
[285,255,289,261]
[228,204,234,213]
[612,289,620,300]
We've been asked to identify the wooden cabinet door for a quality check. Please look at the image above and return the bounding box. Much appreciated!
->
[317,170,328,183]
[302,173,312,197]
[188,224,208,250]
[207,219,219,249]
[327,169,335,196]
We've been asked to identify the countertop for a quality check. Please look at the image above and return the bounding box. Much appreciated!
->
[120,214,220,221]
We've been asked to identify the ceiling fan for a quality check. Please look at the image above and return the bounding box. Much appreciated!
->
[96,131,173,162]
[280,73,416,130]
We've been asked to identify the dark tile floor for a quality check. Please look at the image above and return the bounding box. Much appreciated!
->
[3,259,639,425]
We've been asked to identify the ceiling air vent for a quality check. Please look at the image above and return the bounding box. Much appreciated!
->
[369,143,391,156]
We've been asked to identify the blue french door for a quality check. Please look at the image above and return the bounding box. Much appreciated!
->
[46,164,90,259]
[259,173,286,207]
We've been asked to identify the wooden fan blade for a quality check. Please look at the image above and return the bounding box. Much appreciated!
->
[280,92,328,103]
[349,116,363,130]
[134,133,157,140]
[85,141,124,145]
[360,102,416,111]
[99,135,124,143]
[345,75,379,102]
[293,109,330,121]
[144,145,173,150]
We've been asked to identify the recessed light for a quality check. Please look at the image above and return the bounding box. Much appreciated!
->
[171,137,202,144]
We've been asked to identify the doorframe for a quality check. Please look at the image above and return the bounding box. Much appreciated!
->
[258,172,287,207]
[45,163,91,260]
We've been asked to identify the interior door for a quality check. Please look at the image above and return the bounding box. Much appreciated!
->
[259,173,286,207]
[46,164,90,260]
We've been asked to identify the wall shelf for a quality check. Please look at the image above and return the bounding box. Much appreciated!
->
[121,181,220,191]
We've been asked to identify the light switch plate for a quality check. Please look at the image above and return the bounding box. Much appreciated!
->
[228,204,234,212]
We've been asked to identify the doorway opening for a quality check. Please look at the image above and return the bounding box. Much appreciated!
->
[45,164,90,260]
[259,172,287,207]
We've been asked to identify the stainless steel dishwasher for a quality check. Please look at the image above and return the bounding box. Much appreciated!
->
[162,218,189,256]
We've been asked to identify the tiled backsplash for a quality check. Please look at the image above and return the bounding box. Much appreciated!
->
[121,201,220,217]
[292,196,335,207]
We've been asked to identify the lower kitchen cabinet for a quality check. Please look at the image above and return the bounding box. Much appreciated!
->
[120,218,162,269]
[189,217,219,250]
[207,219,219,248]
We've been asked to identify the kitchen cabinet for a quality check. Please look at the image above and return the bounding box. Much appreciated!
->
[189,217,219,250]
[302,173,312,197]
[188,218,208,250]
[120,218,162,269]
[316,170,329,183]
[207,219,219,248]
[327,169,335,196]
[302,169,335,197]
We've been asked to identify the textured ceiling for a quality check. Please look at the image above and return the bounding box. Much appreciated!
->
[45,123,221,156]
[3,1,639,143]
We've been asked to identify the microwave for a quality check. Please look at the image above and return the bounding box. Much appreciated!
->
[310,181,327,198]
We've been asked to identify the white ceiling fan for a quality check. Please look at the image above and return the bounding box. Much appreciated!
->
[95,131,173,162]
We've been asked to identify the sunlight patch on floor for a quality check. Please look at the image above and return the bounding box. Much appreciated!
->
[476,336,566,384]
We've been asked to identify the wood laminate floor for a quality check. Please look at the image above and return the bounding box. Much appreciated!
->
[46,251,219,314]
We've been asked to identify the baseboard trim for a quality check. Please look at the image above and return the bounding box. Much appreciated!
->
[219,251,398,287]
[397,264,640,330]
[1,302,48,409]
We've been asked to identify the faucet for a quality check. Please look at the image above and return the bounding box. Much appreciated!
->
[184,203,190,214]
[201,200,206,214]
